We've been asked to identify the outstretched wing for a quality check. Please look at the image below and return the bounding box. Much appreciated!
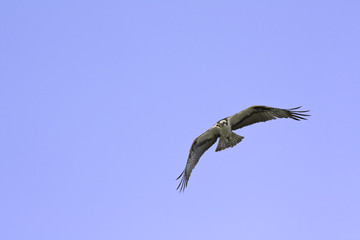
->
[229,106,310,130]
[177,126,220,192]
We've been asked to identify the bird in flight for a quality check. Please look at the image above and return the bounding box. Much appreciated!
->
[176,105,310,192]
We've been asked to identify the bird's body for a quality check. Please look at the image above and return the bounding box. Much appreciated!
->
[177,105,310,192]
[215,118,244,152]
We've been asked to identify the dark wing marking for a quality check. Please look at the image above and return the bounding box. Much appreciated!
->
[229,106,310,131]
[176,126,220,192]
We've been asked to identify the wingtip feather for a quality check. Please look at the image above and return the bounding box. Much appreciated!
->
[176,170,187,192]
[287,106,310,120]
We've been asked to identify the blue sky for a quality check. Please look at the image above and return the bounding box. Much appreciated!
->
[1,1,360,239]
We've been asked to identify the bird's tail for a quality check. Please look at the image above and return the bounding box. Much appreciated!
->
[215,132,244,152]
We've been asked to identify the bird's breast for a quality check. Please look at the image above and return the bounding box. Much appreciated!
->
[219,123,232,138]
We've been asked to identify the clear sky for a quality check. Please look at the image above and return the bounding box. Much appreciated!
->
[1,1,360,239]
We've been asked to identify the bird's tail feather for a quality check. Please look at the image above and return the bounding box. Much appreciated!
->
[215,132,244,152]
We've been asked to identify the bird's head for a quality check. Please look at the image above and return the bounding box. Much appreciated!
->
[217,119,228,127]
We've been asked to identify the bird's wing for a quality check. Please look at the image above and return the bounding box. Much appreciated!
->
[229,106,310,131]
[177,126,220,192]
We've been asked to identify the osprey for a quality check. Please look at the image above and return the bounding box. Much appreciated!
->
[177,105,310,192]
